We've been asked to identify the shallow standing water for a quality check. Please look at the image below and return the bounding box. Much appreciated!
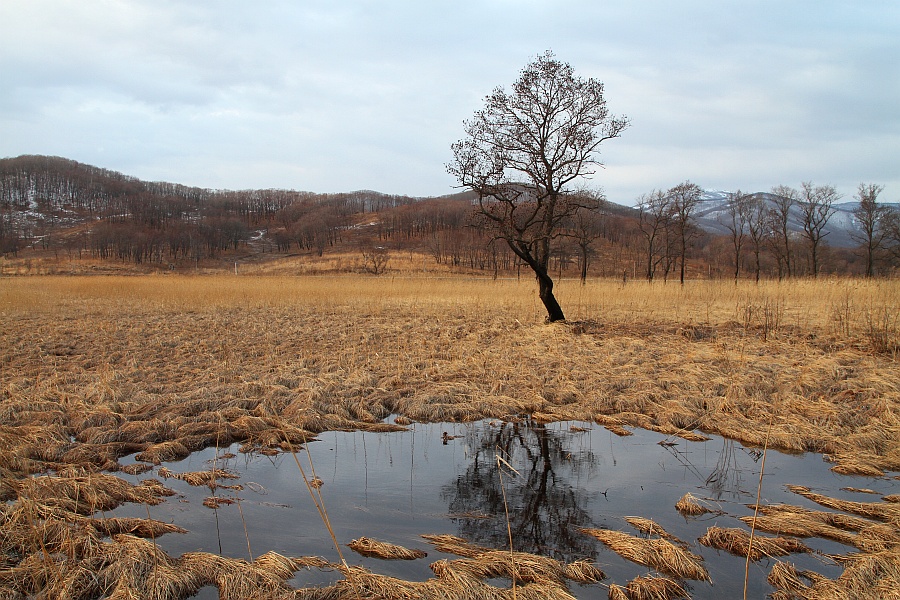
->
[115,419,898,599]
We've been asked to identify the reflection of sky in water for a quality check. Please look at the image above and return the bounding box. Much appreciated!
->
[114,420,899,600]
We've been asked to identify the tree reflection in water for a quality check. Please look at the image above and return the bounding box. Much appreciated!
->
[662,438,752,500]
[441,419,600,562]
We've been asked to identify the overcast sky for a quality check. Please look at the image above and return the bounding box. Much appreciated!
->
[1,1,897,205]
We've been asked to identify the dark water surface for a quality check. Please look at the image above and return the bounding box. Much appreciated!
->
[115,419,898,599]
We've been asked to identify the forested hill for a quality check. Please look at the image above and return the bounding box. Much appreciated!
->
[1,155,894,278]
[0,154,433,224]
[0,155,646,276]
[0,155,489,268]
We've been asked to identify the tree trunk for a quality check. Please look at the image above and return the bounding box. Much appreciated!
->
[536,270,565,322]
[580,245,588,284]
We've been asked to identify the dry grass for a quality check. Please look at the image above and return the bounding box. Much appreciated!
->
[581,528,710,581]
[786,484,900,524]
[1,274,898,597]
[624,517,685,544]
[157,467,240,487]
[674,493,712,517]
[768,553,900,600]
[624,575,690,600]
[423,533,605,586]
[347,536,428,560]
[607,576,691,600]
[421,533,491,558]
[740,503,900,553]
[698,526,810,561]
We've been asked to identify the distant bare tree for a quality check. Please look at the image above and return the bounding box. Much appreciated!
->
[798,181,839,278]
[564,190,606,284]
[720,190,751,282]
[851,183,889,277]
[668,181,702,285]
[745,195,767,283]
[448,51,628,321]
[637,190,671,282]
[886,209,900,270]
[361,245,390,274]
[768,185,798,279]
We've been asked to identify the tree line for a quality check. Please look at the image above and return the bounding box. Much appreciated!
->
[2,155,898,281]
[637,181,900,284]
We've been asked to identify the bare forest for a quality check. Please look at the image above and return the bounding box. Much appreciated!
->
[3,155,899,280]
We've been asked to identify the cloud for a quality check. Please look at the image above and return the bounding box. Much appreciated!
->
[1,0,897,201]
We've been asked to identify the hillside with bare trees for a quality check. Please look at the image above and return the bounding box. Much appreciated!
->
[2,155,898,278]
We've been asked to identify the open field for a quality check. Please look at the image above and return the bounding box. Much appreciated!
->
[1,275,899,598]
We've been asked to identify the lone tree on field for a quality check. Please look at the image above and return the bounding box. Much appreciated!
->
[448,51,628,321]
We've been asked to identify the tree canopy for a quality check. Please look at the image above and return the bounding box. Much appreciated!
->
[448,51,628,321]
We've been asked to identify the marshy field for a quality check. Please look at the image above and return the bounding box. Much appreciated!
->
[1,274,899,599]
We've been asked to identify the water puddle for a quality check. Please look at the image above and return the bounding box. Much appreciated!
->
[115,419,898,599]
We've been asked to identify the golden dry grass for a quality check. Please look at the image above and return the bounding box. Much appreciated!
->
[674,493,711,517]
[623,575,690,600]
[768,554,900,600]
[698,526,810,561]
[740,501,900,553]
[624,517,685,545]
[1,274,899,598]
[580,528,710,581]
[785,485,900,524]
[347,536,428,560]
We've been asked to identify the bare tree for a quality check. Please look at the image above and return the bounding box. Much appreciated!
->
[637,189,671,282]
[798,181,839,278]
[564,190,606,284]
[851,183,888,277]
[668,181,702,285]
[360,245,390,274]
[745,195,767,283]
[720,190,750,282]
[768,185,798,279]
[886,208,900,266]
[448,51,628,321]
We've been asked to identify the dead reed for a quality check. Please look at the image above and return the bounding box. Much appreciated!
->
[767,552,900,600]
[624,517,685,544]
[674,493,711,517]
[421,534,492,558]
[623,575,690,600]
[157,467,239,487]
[347,536,428,560]
[739,503,900,553]
[423,534,604,586]
[698,526,810,561]
[580,528,710,582]
[786,484,900,524]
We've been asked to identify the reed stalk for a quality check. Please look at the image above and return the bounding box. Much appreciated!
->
[744,419,772,600]
[284,432,361,600]
[497,451,521,600]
